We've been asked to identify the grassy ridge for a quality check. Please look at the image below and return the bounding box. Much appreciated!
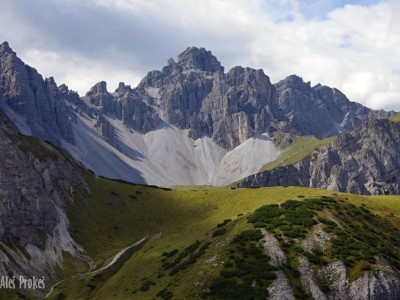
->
[390,112,400,122]
[46,176,400,300]
[259,135,335,172]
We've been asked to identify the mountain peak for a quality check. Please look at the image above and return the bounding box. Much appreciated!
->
[86,81,108,96]
[0,41,15,55]
[276,74,311,90]
[115,82,132,93]
[176,46,223,72]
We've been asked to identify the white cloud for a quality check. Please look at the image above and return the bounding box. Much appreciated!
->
[1,0,399,110]
[22,49,142,94]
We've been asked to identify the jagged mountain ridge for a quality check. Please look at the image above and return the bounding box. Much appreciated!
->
[237,118,400,195]
[0,41,394,186]
[82,46,391,148]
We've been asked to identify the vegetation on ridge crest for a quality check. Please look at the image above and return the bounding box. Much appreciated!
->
[259,135,336,172]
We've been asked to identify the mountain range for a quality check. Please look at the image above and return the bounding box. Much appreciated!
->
[0,41,395,189]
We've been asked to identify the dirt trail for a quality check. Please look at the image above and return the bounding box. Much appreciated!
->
[44,237,147,299]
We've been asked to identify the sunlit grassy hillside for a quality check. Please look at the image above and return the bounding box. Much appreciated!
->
[42,175,400,300]
[259,135,335,172]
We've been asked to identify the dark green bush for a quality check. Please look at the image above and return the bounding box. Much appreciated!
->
[212,227,227,237]
[162,249,178,258]
[156,288,173,300]
[140,279,155,292]
[233,229,263,242]
[217,219,232,228]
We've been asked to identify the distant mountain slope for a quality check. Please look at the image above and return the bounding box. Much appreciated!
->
[237,118,400,195]
[0,41,394,186]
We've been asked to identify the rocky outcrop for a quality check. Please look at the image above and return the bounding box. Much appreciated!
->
[347,257,400,300]
[261,223,400,300]
[0,108,92,286]
[94,113,116,144]
[298,256,328,300]
[267,270,295,300]
[262,229,295,300]
[308,258,400,300]
[238,119,400,195]
[0,42,74,146]
[82,81,161,133]
[302,223,332,253]
[261,229,287,266]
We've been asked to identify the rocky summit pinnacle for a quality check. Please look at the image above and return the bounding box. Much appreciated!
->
[176,46,223,72]
[0,41,14,55]
[86,81,108,96]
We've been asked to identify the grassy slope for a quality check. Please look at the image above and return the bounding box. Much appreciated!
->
[46,175,400,300]
[390,112,400,122]
[259,135,336,172]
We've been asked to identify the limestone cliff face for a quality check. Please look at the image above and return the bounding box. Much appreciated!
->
[82,81,161,134]
[271,76,390,138]
[0,108,92,283]
[238,119,400,195]
[0,42,74,146]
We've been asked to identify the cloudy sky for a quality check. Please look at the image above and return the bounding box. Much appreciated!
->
[1,0,399,110]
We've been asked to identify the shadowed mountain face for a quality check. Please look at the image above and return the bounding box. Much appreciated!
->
[237,118,400,195]
[0,108,92,297]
